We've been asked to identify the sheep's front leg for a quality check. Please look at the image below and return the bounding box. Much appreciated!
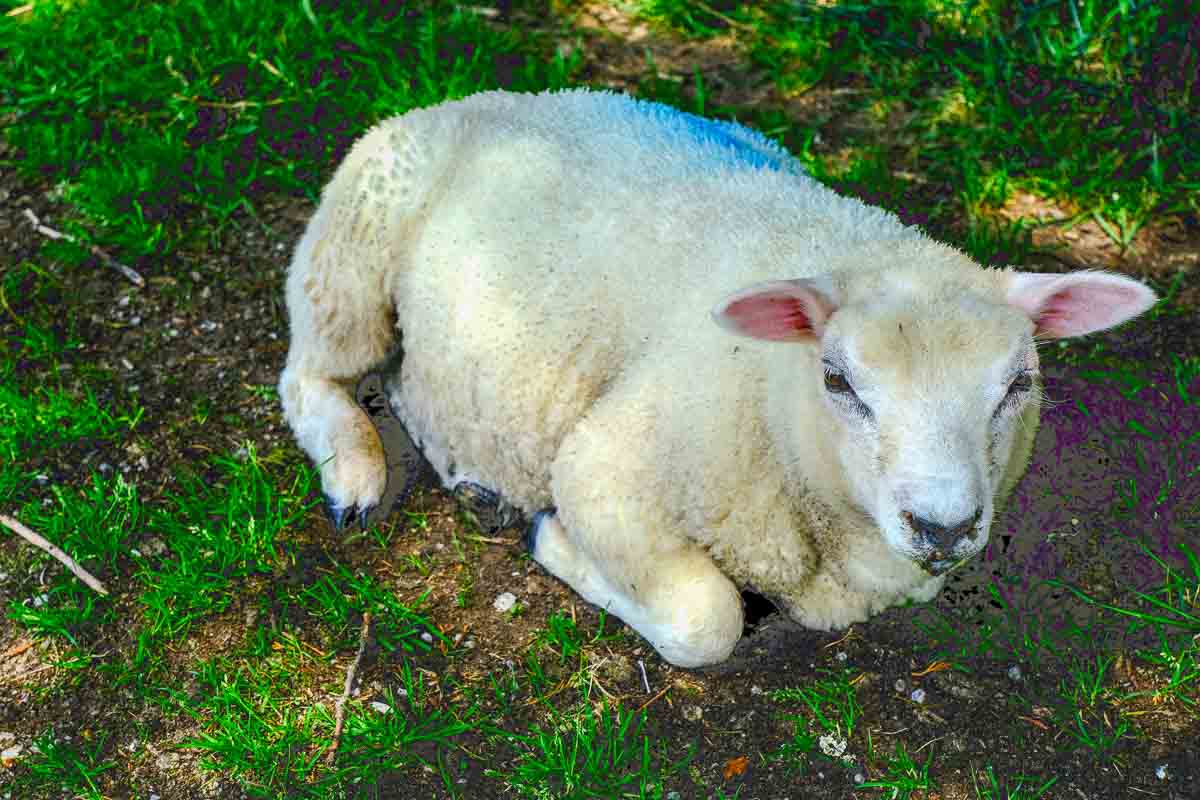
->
[278,207,398,529]
[528,508,743,668]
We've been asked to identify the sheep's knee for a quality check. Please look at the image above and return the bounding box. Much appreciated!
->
[651,569,743,667]
[528,512,741,667]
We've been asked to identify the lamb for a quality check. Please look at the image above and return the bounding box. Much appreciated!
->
[278,89,1157,667]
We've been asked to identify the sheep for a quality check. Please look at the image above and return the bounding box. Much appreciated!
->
[278,89,1157,667]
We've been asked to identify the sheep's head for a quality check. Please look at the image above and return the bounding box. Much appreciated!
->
[713,240,1157,575]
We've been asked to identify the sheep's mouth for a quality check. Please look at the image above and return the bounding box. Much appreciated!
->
[920,554,973,577]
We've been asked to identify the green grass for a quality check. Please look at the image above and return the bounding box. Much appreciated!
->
[16,728,115,800]
[174,651,472,797]
[292,564,443,653]
[493,701,692,799]
[1,0,579,262]
[635,0,1198,253]
[5,473,141,644]
[769,668,863,773]
[860,740,936,800]
[127,446,317,676]
[970,765,1057,800]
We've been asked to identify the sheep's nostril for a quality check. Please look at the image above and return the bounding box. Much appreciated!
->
[902,507,983,551]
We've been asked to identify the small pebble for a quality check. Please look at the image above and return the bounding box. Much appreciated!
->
[493,592,517,613]
[1008,665,1022,681]
[370,701,392,714]
[894,679,906,693]
[910,688,926,704]
[836,651,848,661]
[853,773,865,784]
[420,632,434,644]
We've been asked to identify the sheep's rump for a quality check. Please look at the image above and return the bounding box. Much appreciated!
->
[373,90,907,510]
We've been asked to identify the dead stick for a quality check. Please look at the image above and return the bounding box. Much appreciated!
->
[1,640,35,661]
[326,610,373,764]
[21,209,145,288]
[636,684,671,714]
[0,513,109,596]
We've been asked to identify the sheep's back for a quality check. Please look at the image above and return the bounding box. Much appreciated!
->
[383,89,909,507]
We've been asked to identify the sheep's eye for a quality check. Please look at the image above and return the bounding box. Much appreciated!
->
[1006,372,1033,398]
[997,372,1034,415]
[824,371,853,396]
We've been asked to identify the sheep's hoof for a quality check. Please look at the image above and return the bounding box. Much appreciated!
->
[525,507,557,555]
[453,481,523,533]
[323,493,368,531]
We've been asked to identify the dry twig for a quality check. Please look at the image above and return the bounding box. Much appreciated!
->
[1,640,35,661]
[21,209,145,288]
[326,611,373,764]
[636,683,672,714]
[0,513,109,596]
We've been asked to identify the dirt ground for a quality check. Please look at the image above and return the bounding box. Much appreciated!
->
[2,4,1199,798]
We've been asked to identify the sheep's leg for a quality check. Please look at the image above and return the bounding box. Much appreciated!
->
[527,508,743,668]
[278,194,399,529]
[452,482,523,533]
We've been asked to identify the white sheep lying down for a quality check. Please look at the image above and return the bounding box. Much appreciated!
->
[279,89,1156,667]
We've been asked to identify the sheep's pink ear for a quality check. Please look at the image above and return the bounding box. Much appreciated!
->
[1005,270,1157,339]
[712,278,838,342]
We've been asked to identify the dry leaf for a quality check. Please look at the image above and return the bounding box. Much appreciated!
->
[723,755,749,780]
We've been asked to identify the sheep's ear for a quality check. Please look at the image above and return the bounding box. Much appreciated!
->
[712,278,838,342]
[1005,270,1158,339]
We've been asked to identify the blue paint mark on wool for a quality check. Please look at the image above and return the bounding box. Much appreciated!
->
[638,100,796,173]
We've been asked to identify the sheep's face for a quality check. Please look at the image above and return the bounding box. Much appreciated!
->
[713,244,1157,577]
[817,296,1038,575]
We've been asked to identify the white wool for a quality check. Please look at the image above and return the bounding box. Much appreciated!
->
[280,89,1156,667]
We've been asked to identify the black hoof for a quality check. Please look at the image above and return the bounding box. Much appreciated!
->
[323,494,358,531]
[358,504,377,531]
[525,507,557,555]
[453,481,523,533]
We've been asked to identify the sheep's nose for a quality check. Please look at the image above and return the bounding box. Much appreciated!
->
[902,508,982,555]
